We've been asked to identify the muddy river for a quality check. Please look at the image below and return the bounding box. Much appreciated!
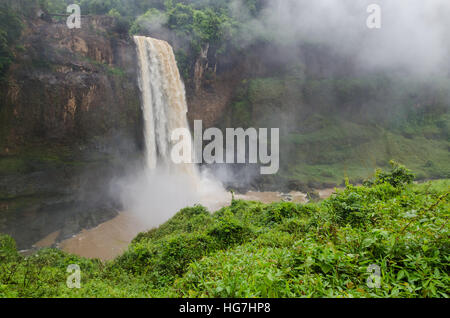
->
[33,190,337,260]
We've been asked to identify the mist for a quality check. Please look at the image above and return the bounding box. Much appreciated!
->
[109,163,228,227]
[231,0,450,76]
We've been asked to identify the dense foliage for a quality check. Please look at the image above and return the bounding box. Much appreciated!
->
[0,4,23,81]
[20,0,267,72]
[33,1,260,39]
[1,164,448,298]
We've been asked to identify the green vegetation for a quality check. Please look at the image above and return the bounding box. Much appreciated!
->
[27,0,265,79]
[279,120,450,186]
[0,4,447,299]
[1,164,448,297]
[0,4,23,80]
[81,55,126,77]
[222,75,450,186]
[34,0,258,43]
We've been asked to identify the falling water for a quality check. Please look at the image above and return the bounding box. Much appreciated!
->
[58,37,229,260]
[134,35,197,178]
[132,35,227,219]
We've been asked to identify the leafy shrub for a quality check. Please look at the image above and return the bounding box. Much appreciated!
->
[132,205,212,243]
[364,160,415,188]
[0,234,19,262]
[207,215,253,248]
[172,244,296,298]
[262,202,302,225]
[276,217,311,235]
[326,185,372,226]
[252,230,297,248]
[129,8,167,35]
[115,232,217,286]
[151,233,217,281]
[326,178,402,227]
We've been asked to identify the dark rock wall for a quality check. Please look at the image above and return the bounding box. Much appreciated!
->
[0,16,144,249]
[1,16,142,148]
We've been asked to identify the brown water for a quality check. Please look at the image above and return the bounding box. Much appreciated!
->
[58,213,148,260]
[40,189,337,261]
[58,193,231,260]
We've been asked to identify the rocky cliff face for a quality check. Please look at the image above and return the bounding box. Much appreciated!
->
[185,42,357,130]
[0,15,143,249]
[1,15,141,149]
[185,43,269,129]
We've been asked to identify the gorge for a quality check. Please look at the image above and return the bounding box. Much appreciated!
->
[0,0,448,299]
[0,0,448,257]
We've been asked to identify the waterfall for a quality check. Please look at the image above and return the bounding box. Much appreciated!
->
[133,36,196,178]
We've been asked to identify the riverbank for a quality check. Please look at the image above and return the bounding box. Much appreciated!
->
[36,189,330,260]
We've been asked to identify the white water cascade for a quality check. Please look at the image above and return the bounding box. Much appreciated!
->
[59,37,228,260]
[130,35,226,217]
[134,35,197,178]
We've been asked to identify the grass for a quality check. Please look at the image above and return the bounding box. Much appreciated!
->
[278,117,450,186]
[0,163,448,298]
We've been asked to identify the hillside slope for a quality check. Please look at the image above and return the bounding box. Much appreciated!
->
[1,164,448,298]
